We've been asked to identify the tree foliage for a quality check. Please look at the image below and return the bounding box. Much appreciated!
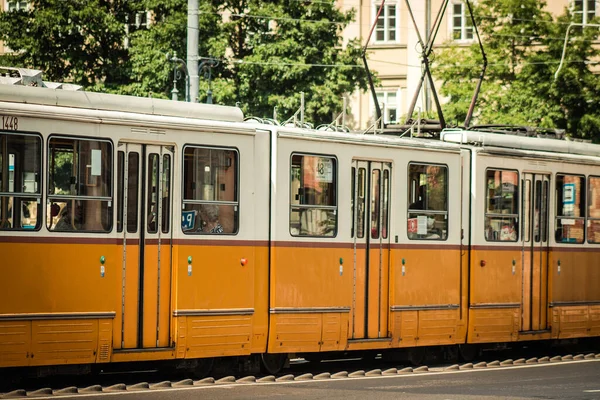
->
[433,0,600,141]
[0,0,369,125]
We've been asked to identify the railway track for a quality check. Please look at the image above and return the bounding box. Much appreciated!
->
[2,343,599,399]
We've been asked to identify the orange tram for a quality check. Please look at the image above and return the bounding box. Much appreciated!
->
[0,84,599,376]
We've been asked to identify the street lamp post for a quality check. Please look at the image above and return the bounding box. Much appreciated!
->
[167,52,190,102]
[198,58,219,104]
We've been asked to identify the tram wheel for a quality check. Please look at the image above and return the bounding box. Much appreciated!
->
[188,357,215,379]
[260,353,288,375]
[458,344,478,362]
[407,348,426,366]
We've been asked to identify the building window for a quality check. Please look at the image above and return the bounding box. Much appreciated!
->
[373,3,398,43]
[47,137,113,232]
[376,91,399,124]
[588,176,600,243]
[555,174,586,244]
[451,1,473,41]
[484,169,519,242]
[290,154,337,237]
[572,0,596,24]
[407,163,448,240]
[182,146,238,235]
[0,132,42,230]
[6,1,28,11]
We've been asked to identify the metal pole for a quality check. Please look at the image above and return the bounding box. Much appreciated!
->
[187,0,199,102]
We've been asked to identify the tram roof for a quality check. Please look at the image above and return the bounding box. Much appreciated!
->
[0,84,244,123]
[441,129,600,159]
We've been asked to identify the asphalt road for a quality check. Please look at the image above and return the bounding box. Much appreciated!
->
[8,359,600,400]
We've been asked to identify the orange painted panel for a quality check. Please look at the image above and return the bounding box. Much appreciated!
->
[0,320,30,367]
[116,243,141,349]
[0,243,118,315]
[250,247,269,354]
[176,244,256,311]
[353,246,366,339]
[31,319,98,366]
[417,309,459,345]
[142,244,159,348]
[470,249,521,306]
[269,313,321,353]
[391,248,461,307]
[185,315,252,358]
[549,250,600,303]
[468,308,518,343]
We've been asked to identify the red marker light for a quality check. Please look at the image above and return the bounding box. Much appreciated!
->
[240,258,248,266]
[480,260,486,267]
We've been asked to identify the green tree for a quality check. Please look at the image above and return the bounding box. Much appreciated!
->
[433,0,600,141]
[0,0,134,87]
[211,0,369,126]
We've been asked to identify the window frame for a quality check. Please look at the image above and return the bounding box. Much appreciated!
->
[572,0,596,24]
[181,144,240,236]
[407,162,449,241]
[450,1,474,42]
[587,175,600,244]
[374,89,400,124]
[46,134,114,233]
[289,152,338,238]
[372,1,399,44]
[6,1,28,12]
[0,130,43,231]
[554,173,586,245]
[484,168,519,243]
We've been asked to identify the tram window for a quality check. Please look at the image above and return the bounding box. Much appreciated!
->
[589,176,600,244]
[382,169,389,239]
[161,154,171,234]
[127,153,139,233]
[182,146,238,234]
[117,151,124,232]
[0,133,42,230]
[555,174,585,244]
[371,169,381,239]
[407,163,448,240]
[290,154,337,237]
[484,169,519,242]
[147,153,159,233]
[357,167,366,238]
[47,137,112,232]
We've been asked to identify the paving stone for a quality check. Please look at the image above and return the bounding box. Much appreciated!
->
[172,379,193,387]
[331,371,349,379]
[584,353,595,360]
[514,358,526,365]
[150,381,172,389]
[194,377,215,385]
[562,354,573,361]
[295,373,313,381]
[459,363,473,369]
[414,366,429,372]
[105,383,127,392]
[237,376,256,383]
[257,376,276,383]
[28,388,53,396]
[500,359,514,366]
[398,367,413,373]
[538,356,550,363]
[444,364,459,371]
[526,358,538,364]
[487,361,500,367]
[1,390,27,398]
[573,354,585,361]
[314,372,331,380]
[214,376,235,385]
[550,356,562,362]
[382,368,398,375]
[349,370,365,377]
[474,362,487,368]
[366,369,382,377]
[53,386,78,394]
[276,374,295,382]
[80,385,102,393]
[128,382,150,390]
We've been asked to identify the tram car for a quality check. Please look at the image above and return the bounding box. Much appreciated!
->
[0,83,598,376]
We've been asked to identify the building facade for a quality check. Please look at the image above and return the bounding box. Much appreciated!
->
[340,0,596,129]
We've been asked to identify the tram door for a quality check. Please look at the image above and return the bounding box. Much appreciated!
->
[350,160,391,339]
[521,173,550,332]
[117,143,173,349]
